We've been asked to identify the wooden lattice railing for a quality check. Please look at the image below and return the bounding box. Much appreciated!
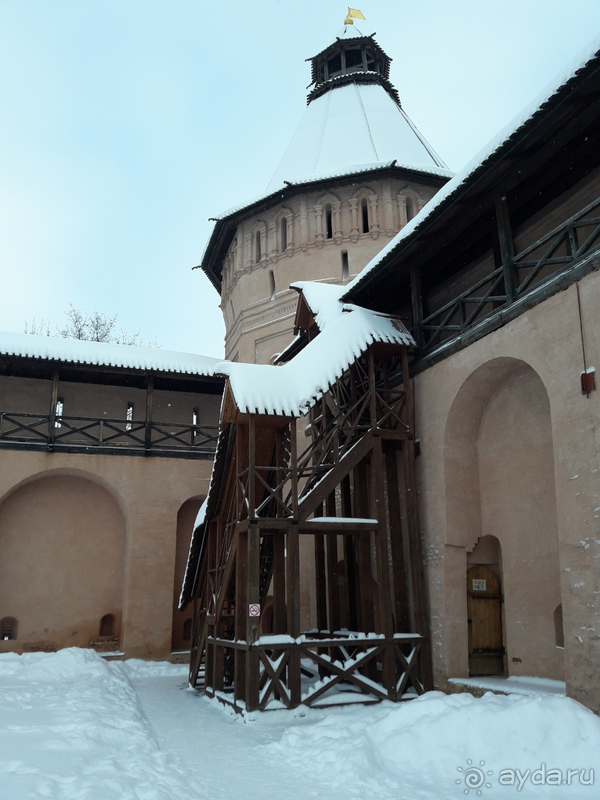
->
[415,195,600,356]
[0,411,219,456]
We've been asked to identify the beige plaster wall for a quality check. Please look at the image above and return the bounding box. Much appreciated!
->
[414,269,600,712]
[0,450,213,660]
[221,177,437,363]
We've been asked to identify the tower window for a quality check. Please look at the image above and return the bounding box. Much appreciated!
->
[1,617,17,640]
[554,604,564,648]
[183,618,193,641]
[341,250,349,281]
[406,197,415,222]
[281,217,287,252]
[269,270,276,301]
[325,204,333,240]
[125,402,134,431]
[55,398,64,428]
[99,614,116,637]
[327,52,342,77]
[361,198,369,233]
[255,231,262,263]
[345,48,363,70]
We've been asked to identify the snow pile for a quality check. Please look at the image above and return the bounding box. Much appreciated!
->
[0,330,221,376]
[217,302,413,416]
[267,691,600,799]
[0,648,201,800]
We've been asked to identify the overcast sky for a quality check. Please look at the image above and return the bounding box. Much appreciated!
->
[2,1,600,357]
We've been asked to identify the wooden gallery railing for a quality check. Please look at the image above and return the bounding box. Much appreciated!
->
[0,411,219,458]
[412,194,600,356]
[188,343,431,711]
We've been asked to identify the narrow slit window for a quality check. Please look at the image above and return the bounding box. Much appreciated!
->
[255,231,262,263]
[325,204,333,239]
[126,402,134,431]
[55,398,64,428]
[406,197,414,222]
[0,617,17,640]
[281,217,287,252]
[183,618,193,641]
[554,604,564,648]
[269,270,276,301]
[361,198,369,233]
[341,250,349,281]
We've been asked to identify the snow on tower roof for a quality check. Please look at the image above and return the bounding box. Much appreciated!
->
[266,82,447,194]
[0,330,221,376]
[215,289,414,418]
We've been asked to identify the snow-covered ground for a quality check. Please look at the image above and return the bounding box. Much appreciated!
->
[1,649,599,800]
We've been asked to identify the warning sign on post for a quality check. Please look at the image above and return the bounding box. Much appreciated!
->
[249,603,261,617]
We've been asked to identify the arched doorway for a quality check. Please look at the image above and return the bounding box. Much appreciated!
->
[0,473,125,652]
[444,358,564,682]
[467,536,504,676]
[171,497,204,652]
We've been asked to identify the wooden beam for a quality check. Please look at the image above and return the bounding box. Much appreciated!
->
[47,367,59,449]
[495,195,516,302]
[144,376,154,452]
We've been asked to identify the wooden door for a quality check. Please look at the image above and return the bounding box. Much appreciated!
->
[467,565,503,676]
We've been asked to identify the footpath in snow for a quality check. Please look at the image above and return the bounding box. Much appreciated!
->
[0,648,599,800]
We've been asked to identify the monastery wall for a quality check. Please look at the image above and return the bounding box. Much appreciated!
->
[0,449,211,660]
[413,268,600,712]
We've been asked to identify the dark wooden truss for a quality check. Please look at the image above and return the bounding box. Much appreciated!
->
[412,192,600,359]
[187,343,430,712]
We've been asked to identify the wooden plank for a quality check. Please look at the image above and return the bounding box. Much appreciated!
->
[248,415,256,520]
[354,460,375,634]
[495,195,516,302]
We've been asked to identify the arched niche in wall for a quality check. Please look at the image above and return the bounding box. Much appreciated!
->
[315,192,341,244]
[171,496,205,652]
[351,185,378,239]
[443,357,563,682]
[0,472,125,653]
[274,206,294,255]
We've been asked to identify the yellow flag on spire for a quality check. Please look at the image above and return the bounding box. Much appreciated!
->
[344,8,366,24]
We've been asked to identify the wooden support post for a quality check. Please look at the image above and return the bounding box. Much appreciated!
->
[410,265,424,355]
[144,376,154,453]
[314,503,328,631]
[235,530,247,705]
[245,523,260,711]
[402,439,433,690]
[341,475,358,632]
[326,491,340,633]
[495,195,516,302]
[272,532,286,634]
[47,367,59,449]
[290,418,298,519]
[371,434,395,695]
[286,522,301,706]
[354,461,375,633]
[248,415,256,520]
[385,445,410,631]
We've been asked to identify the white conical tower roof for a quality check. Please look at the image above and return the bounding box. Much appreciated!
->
[266,30,449,193]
